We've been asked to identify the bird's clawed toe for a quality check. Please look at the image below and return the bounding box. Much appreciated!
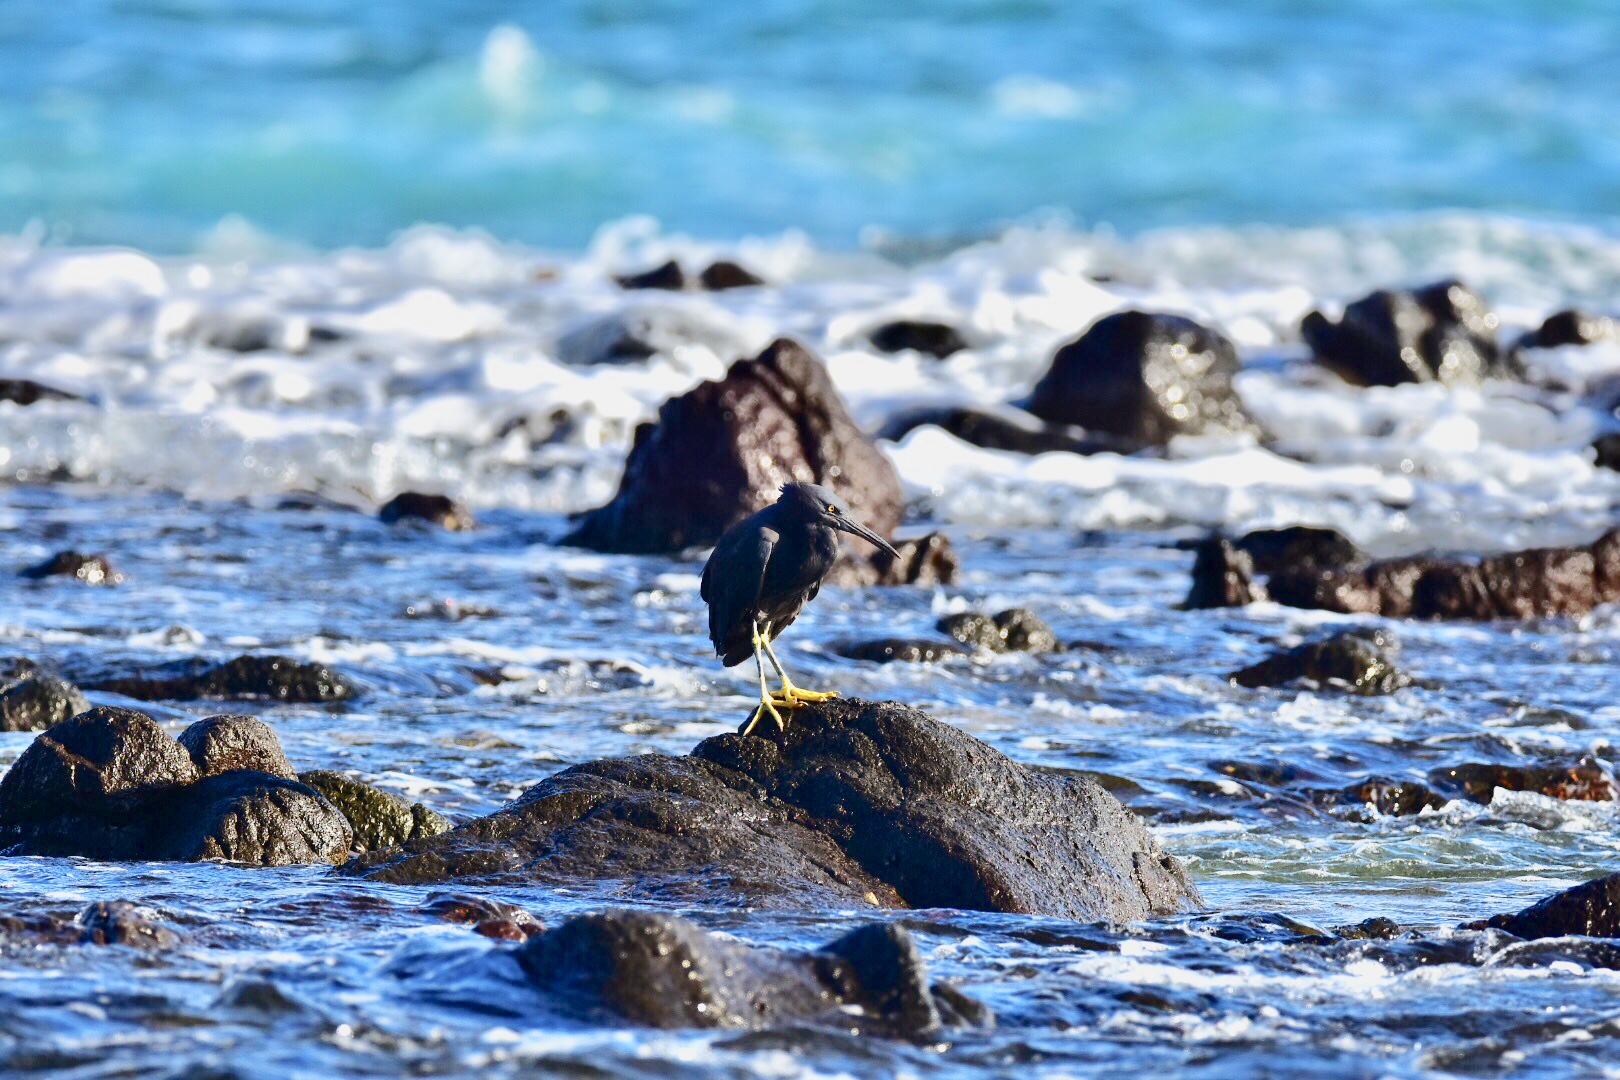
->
[781,685,839,704]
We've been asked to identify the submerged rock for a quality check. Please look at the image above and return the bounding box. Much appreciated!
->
[614,260,686,291]
[423,893,544,941]
[87,654,353,703]
[300,770,452,853]
[0,673,90,732]
[878,404,1131,456]
[0,708,354,866]
[1302,279,1504,386]
[1025,311,1252,446]
[1182,537,1265,609]
[1316,777,1447,818]
[1229,630,1408,695]
[698,260,767,290]
[565,338,903,554]
[378,492,476,531]
[868,320,969,359]
[0,378,81,406]
[1472,873,1620,940]
[20,551,123,585]
[938,609,1057,654]
[838,639,972,664]
[74,900,181,948]
[350,698,1200,920]
[517,910,988,1038]
[1428,760,1618,803]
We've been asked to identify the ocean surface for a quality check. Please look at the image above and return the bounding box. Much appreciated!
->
[2,0,1617,251]
[3,1,1620,1077]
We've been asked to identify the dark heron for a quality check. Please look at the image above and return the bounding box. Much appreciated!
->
[701,482,900,734]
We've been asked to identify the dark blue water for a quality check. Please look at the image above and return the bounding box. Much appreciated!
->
[4,0,1617,250]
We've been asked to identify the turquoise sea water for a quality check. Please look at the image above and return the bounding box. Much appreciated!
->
[3,0,1618,251]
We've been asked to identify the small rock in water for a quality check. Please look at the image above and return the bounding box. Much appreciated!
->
[838,638,972,664]
[516,910,989,1038]
[1229,630,1408,695]
[614,260,686,290]
[178,714,298,779]
[1515,308,1615,353]
[1428,760,1618,803]
[75,900,180,948]
[878,404,1129,456]
[422,893,543,941]
[1025,310,1252,446]
[826,531,960,587]
[87,654,353,703]
[402,598,498,620]
[1302,279,1505,386]
[698,259,766,290]
[1471,873,1620,939]
[0,673,90,732]
[1233,526,1366,575]
[868,319,969,358]
[0,378,82,406]
[938,609,1057,653]
[378,492,476,531]
[299,770,452,853]
[1182,536,1265,609]
[21,551,123,585]
[1315,777,1447,817]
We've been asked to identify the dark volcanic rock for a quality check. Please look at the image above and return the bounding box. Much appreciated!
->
[565,338,903,554]
[1473,873,1620,940]
[0,674,90,732]
[75,901,180,948]
[1233,526,1366,575]
[938,609,1057,654]
[88,654,353,703]
[0,707,354,866]
[1182,536,1266,609]
[178,714,297,780]
[825,531,960,587]
[615,260,687,291]
[1229,630,1408,695]
[423,893,544,941]
[869,320,969,359]
[152,771,353,864]
[517,910,988,1037]
[1428,760,1618,804]
[1301,280,1504,387]
[699,260,767,291]
[1317,777,1447,817]
[1516,309,1616,353]
[0,379,81,406]
[350,698,1200,920]
[378,492,476,531]
[1025,311,1252,446]
[1263,529,1620,620]
[20,551,123,585]
[1594,434,1620,472]
[837,639,972,664]
[878,405,1133,456]
[300,770,452,853]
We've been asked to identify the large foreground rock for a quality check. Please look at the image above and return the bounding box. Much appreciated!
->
[350,698,1200,920]
[565,338,902,554]
[1025,311,1252,446]
[518,910,988,1037]
[0,710,420,866]
[1302,280,1504,387]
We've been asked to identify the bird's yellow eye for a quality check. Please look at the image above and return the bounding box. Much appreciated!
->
[826,504,839,514]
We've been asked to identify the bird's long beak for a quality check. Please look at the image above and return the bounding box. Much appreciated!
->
[835,515,902,560]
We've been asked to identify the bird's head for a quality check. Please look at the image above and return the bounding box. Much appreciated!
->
[778,483,901,558]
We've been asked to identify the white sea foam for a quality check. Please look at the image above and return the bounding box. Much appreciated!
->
[0,214,1616,553]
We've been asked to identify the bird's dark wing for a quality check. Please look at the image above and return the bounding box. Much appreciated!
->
[700,525,777,667]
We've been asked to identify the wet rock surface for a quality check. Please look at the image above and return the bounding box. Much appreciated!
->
[86,654,354,703]
[838,638,972,664]
[74,901,181,948]
[938,608,1057,653]
[378,492,476,531]
[698,260,767,290]
[868,320,969,359]
[177,714,297,779]
[300,770,453,853]
[1473,874,1620,940]
[517,909,988,1038]
[0,671,90,731]
[1229,630,1408,695]
[0,707,352,865]
[824,531,960,587]
[1025,310,1252,446]
[1302,279,1505,386]
[1428,760,1618,804]
[20,551,123,585]
[878,404,1132,456]
[566,338,903,554]
[1182,536,1265,609]
[423,893,544,941]
[351,698,1200,920]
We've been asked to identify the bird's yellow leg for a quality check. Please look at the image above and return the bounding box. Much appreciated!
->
[740,622,800,736]
[761,635,838,704]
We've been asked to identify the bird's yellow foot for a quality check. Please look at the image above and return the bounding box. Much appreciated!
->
[741,693,798,736]
[779,682,838,705]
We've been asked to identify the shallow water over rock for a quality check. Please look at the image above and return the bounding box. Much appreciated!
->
[3,480,1620,1075]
